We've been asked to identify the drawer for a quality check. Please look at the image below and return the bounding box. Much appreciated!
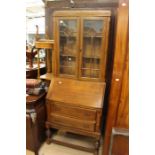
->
[50,114,95,132]
[51,102,96,121]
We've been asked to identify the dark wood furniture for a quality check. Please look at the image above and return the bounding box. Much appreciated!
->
[103,0,129,154]
[26,92,46,155]
[46,77,106,155]
[44,9,111,155]
[43,1,129,155]
[26,64,46,79]
[44,0,119,136]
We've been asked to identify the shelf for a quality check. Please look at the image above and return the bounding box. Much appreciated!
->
[81,68,100,71]
[59,74,75,77]
[83,56,100,59]
[35,39,54,49]
[80,76,99,80]
[60,35,77,38]
[60,54,76,57]
[83,35,103,38]
[60,65,75,68]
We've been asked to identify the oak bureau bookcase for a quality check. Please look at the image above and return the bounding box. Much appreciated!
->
[45,10,111,155]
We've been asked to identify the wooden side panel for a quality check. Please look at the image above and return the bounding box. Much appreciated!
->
[116,49,129,128]
[103,0,129,154]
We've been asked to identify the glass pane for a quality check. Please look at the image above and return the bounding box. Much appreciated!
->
[60,36,77,56]
[81,20,103,78]
[92,58,100,69]
[84,20,103,37]
[60,56,76,67]
[60,56,76,75]
[82,57,91,68]
[59,19,77,76]
[81,69,91,78]
[91,70,100,78]
[93,38,102,58]
[59,20,77,36]
[81,58,100,78]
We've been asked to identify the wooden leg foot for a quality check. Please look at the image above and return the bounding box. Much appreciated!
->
[46,127,52,144]
[34,151,38,155]
[94,140,100,155]
[94,150,98,155]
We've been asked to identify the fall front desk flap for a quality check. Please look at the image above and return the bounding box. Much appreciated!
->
[46,77,106,109]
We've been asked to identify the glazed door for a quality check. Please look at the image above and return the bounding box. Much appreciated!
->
[57,17,80,78]
[79,17,107,81]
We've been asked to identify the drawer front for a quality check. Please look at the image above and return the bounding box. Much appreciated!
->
[51,102,96,121]
[50,114,95,132]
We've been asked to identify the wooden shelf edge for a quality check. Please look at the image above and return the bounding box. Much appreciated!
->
[35,39,54,49]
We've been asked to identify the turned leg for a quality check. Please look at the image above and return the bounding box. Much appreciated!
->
[46,125,52,144]
[94,139,100,155]
[34,151,38,155]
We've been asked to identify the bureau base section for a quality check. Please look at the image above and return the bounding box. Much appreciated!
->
[45,121,101,155]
